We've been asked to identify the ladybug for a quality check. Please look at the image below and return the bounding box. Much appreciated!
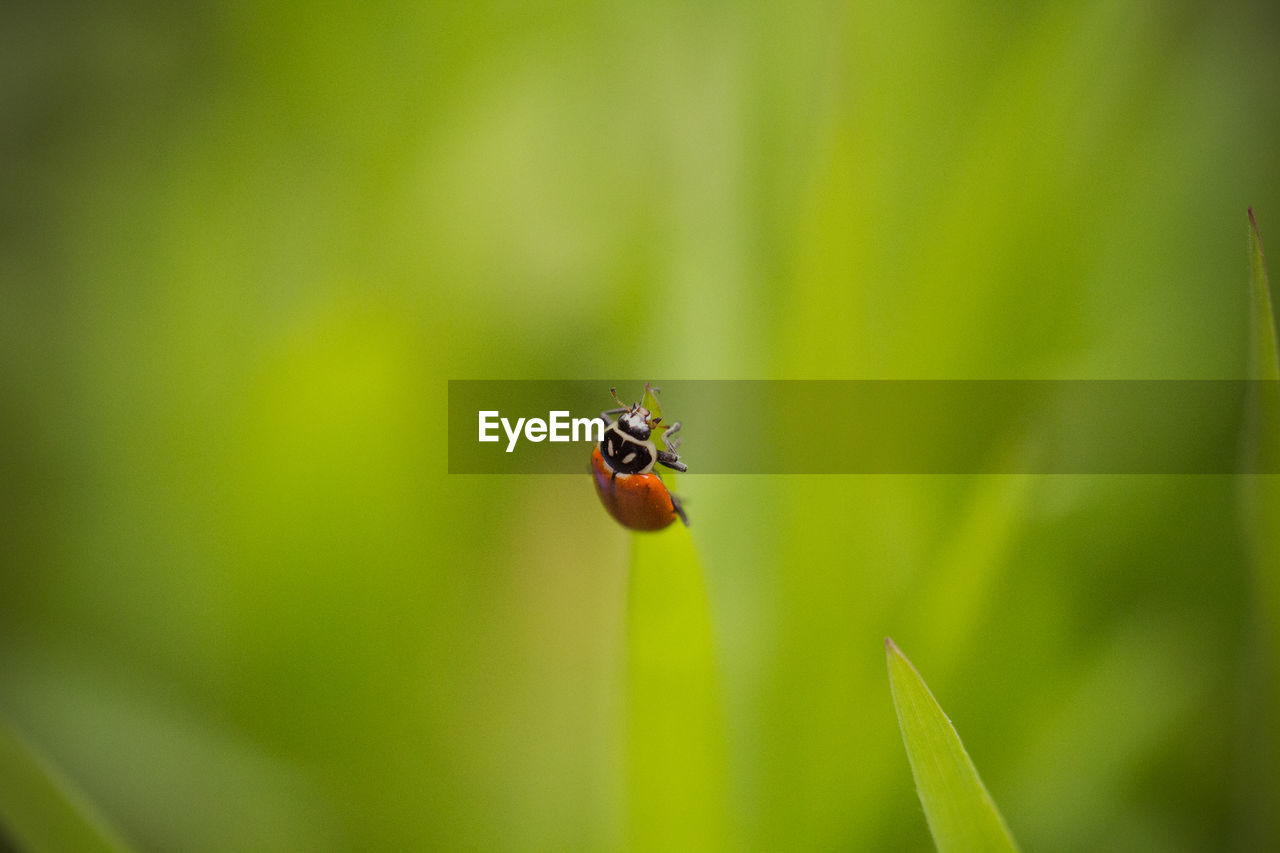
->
[590,386,689,531]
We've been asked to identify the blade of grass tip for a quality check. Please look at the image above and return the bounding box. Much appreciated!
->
[625,384,729,850]
[1248,208,1280,382]
[643,383,679,494]
[1240,208,1280,847]
[886,638,1018,853]
[0,714,135,853]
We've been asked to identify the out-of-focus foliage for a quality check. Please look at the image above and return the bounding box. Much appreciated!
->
[3,1,1280,849]
[0,718,133,853]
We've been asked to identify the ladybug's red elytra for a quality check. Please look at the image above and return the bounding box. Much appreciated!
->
[590,386,689,531]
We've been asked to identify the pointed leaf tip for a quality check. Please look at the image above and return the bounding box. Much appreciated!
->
[887,642,1019,853]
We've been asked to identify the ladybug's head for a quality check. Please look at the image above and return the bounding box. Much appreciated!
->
[609,387,661,441]
[617,407,653,440]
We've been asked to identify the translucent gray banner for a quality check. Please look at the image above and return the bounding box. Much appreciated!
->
[448,380,1280,474]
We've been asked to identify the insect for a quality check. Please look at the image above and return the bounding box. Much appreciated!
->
[590,385,689,531]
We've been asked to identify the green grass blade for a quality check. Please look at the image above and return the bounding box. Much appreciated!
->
[627,531,728,850]
[1249,209,1280,382]
[886,638,1018,853]
[1241,208,1280,847]
[0,715,135,853]
[624,384,728,850]
[641,382,680,493]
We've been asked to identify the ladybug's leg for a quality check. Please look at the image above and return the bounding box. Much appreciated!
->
[656,450,687,472]
[670,491,690,526]
[599,407,627,425]
[661,420,682,451]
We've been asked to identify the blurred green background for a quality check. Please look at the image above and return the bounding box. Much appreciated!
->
[4,1,1280,850]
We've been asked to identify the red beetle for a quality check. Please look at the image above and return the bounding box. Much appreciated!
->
[590,387,688,531]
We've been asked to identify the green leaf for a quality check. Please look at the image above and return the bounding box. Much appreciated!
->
[1249,208,1280,383]
[625,383,728,849]
[886,638,1018,853]
[1245,209,1280,481]
[641,382,679,488]
[0,715,135,853]
[1241,209,1280,846]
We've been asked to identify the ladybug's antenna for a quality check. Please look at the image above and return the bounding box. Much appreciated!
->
[609,387,630,409]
